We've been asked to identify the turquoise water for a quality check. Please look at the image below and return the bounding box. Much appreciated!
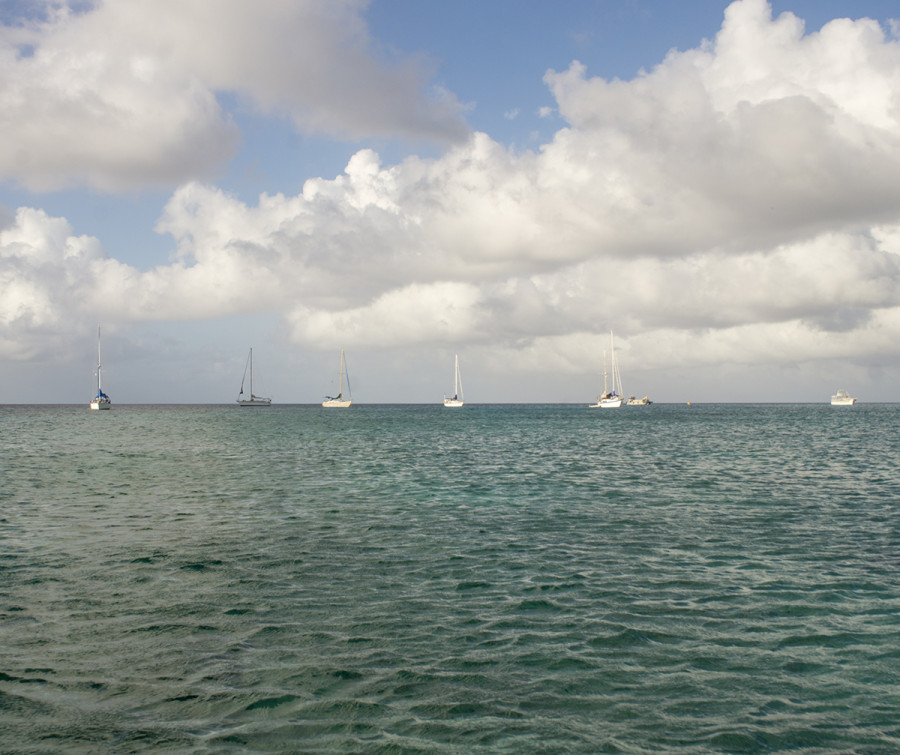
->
[2,403,899,752]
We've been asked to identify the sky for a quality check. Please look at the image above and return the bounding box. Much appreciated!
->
[2,0,900,404]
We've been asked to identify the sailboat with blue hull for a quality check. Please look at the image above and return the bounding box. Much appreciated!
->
[89,325,111,410]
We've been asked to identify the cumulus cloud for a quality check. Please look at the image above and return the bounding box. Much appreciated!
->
[0,0,469,191]
[542,2,900,252]
[3,0,900,396]
[0,207,117,357]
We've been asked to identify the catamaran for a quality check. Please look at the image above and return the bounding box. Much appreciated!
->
[323,349,352,407]
[89,324,111,410]
[237,348,271,406]
[589,331,624,408]
[443,354,464,407]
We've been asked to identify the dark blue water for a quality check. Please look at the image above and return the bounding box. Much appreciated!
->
[2,404,899,752]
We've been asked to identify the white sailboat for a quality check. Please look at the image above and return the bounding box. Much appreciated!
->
[831,389,856,406]
[443,354,464,407]
[237,348,272,406]
[89,324,111,410]
[589,331,624,408]
[322,349,352,407]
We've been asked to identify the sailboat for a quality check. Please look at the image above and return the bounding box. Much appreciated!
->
[237,348,272,406]
[589,331,624,408]
[322,349,352,407]
[89,324,111,410]
[443,354,464,407]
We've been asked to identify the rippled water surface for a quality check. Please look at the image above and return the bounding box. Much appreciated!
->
[2,403,899,752]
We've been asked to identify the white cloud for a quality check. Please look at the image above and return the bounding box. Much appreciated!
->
[542,0,900,254]
[0,207,112,357]
[0,0,468,191]
[3,0,900,398]
[287,281,484,348]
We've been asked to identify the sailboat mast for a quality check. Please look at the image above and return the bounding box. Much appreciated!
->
[602,349,608,395]
[97,324,102,392]
[249,348,253,395]
[610,330,621,395]
[339,349,344,395]
[610,331,615,394]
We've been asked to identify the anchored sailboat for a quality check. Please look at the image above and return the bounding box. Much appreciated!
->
[89,324,111,410]
[323,349,352,407]
[589,331,624,408]
[237,348,271,406]
[443,354,464,407]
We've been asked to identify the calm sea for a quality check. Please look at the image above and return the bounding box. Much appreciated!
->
[2,403,899,753]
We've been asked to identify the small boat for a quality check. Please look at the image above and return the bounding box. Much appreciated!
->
[237,348,271,406]
[89,324,111,410]
[626,396,652,406]
[830,389,856,406]
[323,349,352,407]
[589,331,624,408]
[443,354,465,407]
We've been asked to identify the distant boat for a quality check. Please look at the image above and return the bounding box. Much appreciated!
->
[237,348,271,406]
[322,349,352,407]
[443,354,464,407]
[589,331,624,408]
[831,389,856,406]
[626,396,652,406]
[89,324,111,410]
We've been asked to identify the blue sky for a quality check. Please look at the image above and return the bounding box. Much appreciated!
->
[2,0,900,403]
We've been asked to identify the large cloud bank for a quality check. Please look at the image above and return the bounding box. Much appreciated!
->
[2,0,900,380]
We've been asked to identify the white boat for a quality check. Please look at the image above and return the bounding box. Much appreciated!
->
[322,348,352,407]
[237,348,272,406]
[89,324,111,410]
[626,396,652,406]
[831,389,856,406]
[443,354,464,407]
[589,332,624,408]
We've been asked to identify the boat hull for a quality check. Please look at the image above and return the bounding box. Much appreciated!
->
[322,399,352,408]
[443,398,464,407]
[89,399,111,410]
[589,397,623,408]
[238,398,271,407]
[831,390,856,406]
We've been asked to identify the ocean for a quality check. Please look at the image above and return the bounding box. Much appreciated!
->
[2,403,899,753]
